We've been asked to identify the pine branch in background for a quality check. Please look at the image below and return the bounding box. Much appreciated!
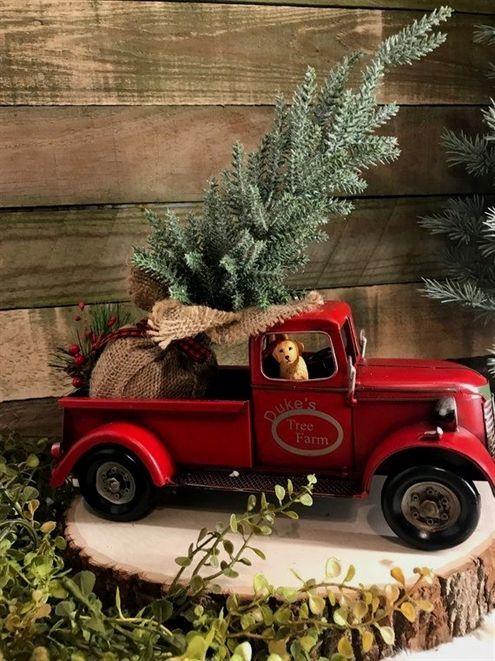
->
[421,23,495,372]
[134,7,452,312]
[443,130,495,176]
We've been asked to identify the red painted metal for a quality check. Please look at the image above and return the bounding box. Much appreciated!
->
[60,397,246,414]
[55,397,252,487]
[51,299,495,501]
[51,421,175,487]
[357,358,487,395]
[362,423,495,493]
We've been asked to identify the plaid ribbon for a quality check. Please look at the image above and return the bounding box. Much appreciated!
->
[174,336,212,363]
[95,319,211,363]
[90,319,149,354]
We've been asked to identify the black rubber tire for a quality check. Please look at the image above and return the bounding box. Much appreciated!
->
[76,447,155,522]
[381,465,480,551]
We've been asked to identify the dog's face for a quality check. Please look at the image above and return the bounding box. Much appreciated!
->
[272,339,304,365]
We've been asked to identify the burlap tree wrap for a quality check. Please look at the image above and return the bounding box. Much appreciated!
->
[89,334,217,399]
[128,266,169,312]
[147,291,324,349]
[89,291,322,400]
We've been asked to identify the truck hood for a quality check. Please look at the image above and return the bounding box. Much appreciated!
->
[356,358,487,395]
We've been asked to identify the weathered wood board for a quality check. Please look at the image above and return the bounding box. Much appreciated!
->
[0,3,492,105]
[0,106,489,208]
[119,0,495,13]
[0,397,61,438]
[0,196,452,310]
[1,284,493,404]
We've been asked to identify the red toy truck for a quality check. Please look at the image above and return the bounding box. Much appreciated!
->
[51,301,495,550]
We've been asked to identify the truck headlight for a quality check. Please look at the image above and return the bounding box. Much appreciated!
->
[434,396,457,432]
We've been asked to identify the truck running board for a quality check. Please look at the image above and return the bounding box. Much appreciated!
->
[171,471,362,498]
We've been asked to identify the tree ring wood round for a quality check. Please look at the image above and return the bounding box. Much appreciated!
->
[64,478,495,658]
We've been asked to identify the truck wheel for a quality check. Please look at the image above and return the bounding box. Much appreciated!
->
[76,447,155,522]
[381,466,480,551]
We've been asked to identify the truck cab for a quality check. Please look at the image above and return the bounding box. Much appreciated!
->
[51,301,495,550]
[250,301,358,473]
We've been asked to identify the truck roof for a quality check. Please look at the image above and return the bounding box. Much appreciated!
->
[267,300,352,333]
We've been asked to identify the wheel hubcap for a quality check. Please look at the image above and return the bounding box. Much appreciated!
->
[95,461,136,505]
[401,481,461,533]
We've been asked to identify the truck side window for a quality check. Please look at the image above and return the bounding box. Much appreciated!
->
[261,332,336,381]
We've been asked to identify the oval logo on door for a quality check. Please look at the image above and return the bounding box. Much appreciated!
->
[271,409,344,457]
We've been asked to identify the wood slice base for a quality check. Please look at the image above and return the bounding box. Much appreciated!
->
[64,477,495,659]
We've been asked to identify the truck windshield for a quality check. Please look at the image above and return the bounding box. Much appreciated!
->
[341,319,358,364]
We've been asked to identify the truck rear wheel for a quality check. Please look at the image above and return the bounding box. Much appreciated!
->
[76,447,155,522]
[381,466,480,551]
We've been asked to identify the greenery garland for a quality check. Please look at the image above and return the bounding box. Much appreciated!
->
[0,435,434,660]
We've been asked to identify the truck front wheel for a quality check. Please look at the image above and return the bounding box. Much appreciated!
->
[381,466,480,551]
[76,447,155,521]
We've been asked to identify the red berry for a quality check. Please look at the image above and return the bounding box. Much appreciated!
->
[68,344,80,356]
[74,354,86,366]
[74,315,81,321]
[107,316,117,328]
[78,301,86,310]
[72,376,84,388]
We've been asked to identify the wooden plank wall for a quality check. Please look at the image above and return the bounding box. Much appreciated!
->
[1,0,495,436]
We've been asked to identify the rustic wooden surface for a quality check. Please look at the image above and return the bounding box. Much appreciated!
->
[1,1,494,442]
[0,197,451,309]
[0,106,489,208]
[121,0,495,12]
[0,3,493,106]
[0,398,60,438]
[64,480,495,657]
[1,286,492,405]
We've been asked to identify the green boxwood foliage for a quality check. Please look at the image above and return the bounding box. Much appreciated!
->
[0,436,434,660]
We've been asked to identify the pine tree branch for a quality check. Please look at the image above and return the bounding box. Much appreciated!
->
[134,9,453,312]
[443,130,495,176]
[475,24,495,46]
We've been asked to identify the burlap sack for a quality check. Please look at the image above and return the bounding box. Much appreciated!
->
[89,334,217,399]
[89,290,322,400]
[129,265,169,312]
[147,291,324,349]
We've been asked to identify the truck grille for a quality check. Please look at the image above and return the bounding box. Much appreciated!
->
[483,396,495,457]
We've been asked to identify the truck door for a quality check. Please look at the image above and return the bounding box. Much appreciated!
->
[251,330,354,474]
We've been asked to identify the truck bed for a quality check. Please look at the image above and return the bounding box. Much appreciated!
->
[60,366,253,469]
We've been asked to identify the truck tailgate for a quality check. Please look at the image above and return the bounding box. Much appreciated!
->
[60,397,253,469]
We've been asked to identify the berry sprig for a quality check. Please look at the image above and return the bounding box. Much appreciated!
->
[51,302,131,392]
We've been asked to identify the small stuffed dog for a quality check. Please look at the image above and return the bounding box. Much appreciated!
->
[272,339,309,381]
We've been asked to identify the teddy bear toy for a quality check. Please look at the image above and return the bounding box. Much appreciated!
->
[272,338,309,381]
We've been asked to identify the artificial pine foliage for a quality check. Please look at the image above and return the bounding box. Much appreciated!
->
[134,7,452,312]
[421,25,495,370]
[51,303,131,391]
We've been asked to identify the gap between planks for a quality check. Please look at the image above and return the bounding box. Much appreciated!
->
[110,1,495,17]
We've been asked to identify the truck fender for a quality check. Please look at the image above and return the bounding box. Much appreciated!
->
[362,422,495,494]
[51,421,175,488]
